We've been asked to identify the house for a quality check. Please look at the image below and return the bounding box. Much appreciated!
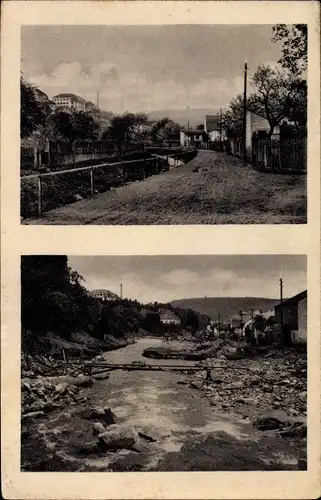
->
[204,114,227,142]
[52,93,87,112]
[160,310,181,326]
[89,289,120,302]
[180,129,207,148]
[274,290,307,343]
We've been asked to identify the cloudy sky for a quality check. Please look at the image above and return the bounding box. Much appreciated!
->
[21,25,282,113]
[67,255,306,304]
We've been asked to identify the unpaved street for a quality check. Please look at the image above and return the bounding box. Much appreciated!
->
[27,151,307,225]
[22,339,305,471]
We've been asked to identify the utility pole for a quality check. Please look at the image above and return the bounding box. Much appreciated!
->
[243,62,248,162]
[218,313,221,336]
[280,277,284,354]
[120,283,123,300]
[219,107,223,144]
[251,308,255,344]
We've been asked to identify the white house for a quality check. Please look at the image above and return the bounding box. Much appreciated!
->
[180,129,207,148]
[160,310,181,326]
[89,289,120,302]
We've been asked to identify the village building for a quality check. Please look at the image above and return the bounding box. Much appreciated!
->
[89,289,120,302]
[160,310,181,326]
[204,114,227,142]
[180,129,207,148]
[274,290,307,343]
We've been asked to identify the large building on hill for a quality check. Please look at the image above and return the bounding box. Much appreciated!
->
[52,93,87,112]
[89,289,120,302]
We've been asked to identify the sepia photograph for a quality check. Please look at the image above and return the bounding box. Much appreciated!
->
[20,24,307,225]
[21,254,307,472]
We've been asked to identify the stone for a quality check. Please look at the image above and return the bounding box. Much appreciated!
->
[97,425,136,451]
[92,422,106,436]
[190,380,203,390]
[138,431,157,442]
[55,382,68,395]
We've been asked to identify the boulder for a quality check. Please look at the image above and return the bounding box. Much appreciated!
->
[97,425,136,451]
[92,422,106,436]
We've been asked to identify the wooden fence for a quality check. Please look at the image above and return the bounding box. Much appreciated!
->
[21,156,168,218]
[251,135,307,173]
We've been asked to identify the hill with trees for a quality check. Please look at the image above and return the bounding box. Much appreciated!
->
[170,297,279,322]
[21,256,209,359]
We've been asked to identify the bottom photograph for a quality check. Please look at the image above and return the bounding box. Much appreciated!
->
[21,254,307,472]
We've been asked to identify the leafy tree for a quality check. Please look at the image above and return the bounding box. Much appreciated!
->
[105,113,148,154]
[196,124,205,130]
[250,65,307,136]
[51,110,100,161]
[272,24,307,75]
[150,118,181,144]
[20,78,50,138]
[222,95,244,136]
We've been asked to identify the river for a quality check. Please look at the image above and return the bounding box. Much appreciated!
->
[22,338,302,471]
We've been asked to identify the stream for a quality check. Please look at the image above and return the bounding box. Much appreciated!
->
[22,338,303,471]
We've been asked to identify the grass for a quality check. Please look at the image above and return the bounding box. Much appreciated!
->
[25,151,307,225]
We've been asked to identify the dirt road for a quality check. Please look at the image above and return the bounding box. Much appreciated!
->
[26,151,307,225]
[21,339,305,471]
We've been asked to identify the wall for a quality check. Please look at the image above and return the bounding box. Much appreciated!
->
[245,111,280,161]
[274,301,298,331]
[298,297,307,341]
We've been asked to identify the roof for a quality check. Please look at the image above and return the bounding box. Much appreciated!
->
[160,310,181,321]
[182,129,207,136]
[274,290,307,309]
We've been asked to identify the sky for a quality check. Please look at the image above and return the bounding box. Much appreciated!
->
[67,255,307,304]
[21,25,282,114]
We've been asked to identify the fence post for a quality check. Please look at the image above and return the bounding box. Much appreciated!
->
[90,167,94,197]
[37,175,43,217]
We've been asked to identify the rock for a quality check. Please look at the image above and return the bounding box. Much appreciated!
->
[97,425,136,451]
[280,423,307,438]
[190,380,203,390]
[29,402,45,412]
[102,407,116,426]
[138,431,157,442]
[225,381,245,389]
[298,391,307,399]
[73,194,84,201]
[92,422,106,436]
[55,382,68,395]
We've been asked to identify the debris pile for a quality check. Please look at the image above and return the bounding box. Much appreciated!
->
[21,353,95,418]
[189,351,307,419]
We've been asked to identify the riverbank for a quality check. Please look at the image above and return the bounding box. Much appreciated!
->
[21,338,307,471]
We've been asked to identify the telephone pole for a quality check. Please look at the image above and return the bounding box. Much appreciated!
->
[120,283,123,300]
[280,277,284,354]
[243,62,248,162]
[219,107,223,145]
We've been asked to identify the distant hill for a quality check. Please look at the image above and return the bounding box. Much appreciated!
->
[170,297,280,322]
[147,108,219,128]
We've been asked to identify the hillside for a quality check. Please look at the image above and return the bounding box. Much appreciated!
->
[147,108,219,128]
[170,297,280,322]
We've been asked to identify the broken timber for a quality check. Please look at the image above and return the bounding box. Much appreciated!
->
[61,361,215,376]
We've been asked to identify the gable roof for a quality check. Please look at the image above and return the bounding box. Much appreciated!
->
[274,290,307,309]
[160,309,181,321]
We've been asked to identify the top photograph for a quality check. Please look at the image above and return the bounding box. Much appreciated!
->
[20,24,307,225]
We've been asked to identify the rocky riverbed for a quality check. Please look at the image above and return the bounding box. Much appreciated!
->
[21,339,307,472]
